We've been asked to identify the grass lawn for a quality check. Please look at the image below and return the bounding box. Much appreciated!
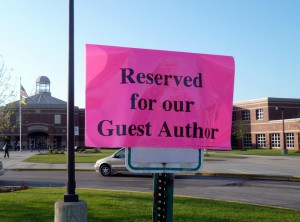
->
[204,153,247,159]
[23,148,300,164]
[215,149,300,156]
[23,149,116,164]
[0,188,299,222]
[24,150,245,164]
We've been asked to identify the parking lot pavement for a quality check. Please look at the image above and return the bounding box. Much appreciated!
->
[202,154,300,180]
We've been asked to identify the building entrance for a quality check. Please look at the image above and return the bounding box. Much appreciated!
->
[28,132,48,151]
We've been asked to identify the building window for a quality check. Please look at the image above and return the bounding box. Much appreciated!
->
[286,133,294,148]
[256,134,266,148]
[242,110,250,121]
[243,134,252,148]
[256,109,264,120]
[232,112,236,121]
[36,83,50,94]
[271,133,280,148]
[54,115,61,124]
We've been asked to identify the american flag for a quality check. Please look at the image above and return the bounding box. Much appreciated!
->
[21,85,28,98]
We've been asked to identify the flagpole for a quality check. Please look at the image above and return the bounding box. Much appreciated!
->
[19,77,22,152]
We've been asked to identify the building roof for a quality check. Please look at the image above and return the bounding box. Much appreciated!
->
[24,93,66,106]
[36,76,50,84]
[18,76,67,106]
[234,97,300,105]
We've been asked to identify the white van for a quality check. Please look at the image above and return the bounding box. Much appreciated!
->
[0,161,4,176]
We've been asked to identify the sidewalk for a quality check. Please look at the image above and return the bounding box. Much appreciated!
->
[1,150,300,181]
[0,151,93,171]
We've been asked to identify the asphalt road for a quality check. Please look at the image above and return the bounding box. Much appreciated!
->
[1,170,300,210]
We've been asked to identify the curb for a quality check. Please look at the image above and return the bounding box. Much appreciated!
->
[9,168,300,181]
[197,172,300,181]
[10,168,94,172]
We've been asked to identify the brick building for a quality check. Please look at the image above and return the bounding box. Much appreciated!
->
[232,97,300,150]
[1,76,85,150]
[2,77,300,152]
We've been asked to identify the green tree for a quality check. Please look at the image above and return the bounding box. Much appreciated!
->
[295,117,300,140]
[0,55,18,138]
[232,120,248,150]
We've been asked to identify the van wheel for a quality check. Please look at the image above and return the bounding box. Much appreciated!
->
[100,164,111,176]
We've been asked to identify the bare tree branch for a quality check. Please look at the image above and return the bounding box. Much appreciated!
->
[0,56,18,138]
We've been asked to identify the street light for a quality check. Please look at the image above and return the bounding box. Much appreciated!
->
[276,107,288,155]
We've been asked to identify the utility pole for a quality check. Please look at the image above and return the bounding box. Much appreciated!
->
[276,107,288,155]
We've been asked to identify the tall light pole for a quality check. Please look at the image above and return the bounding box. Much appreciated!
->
[64,0,78,202]
[276,107,288,155]
[55,1,87,221]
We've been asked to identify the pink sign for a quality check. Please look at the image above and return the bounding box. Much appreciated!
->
[86,44,235,149]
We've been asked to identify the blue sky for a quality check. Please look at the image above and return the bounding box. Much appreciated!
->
[1,0,299,108]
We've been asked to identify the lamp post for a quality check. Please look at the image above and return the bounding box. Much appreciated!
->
[276,107,288,155]
[55,1,87,221]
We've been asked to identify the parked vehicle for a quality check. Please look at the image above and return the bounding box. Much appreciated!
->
[94,148,128,176]
[0,161,4,176]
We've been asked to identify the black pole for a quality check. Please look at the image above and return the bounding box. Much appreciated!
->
[64,0,78,202]
[282,109,288,155]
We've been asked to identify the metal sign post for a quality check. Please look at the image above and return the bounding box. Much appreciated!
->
[153,173,174,222]
[126,148,203,222]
